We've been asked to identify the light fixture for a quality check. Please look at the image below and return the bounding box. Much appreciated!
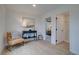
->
[32,4,36,7]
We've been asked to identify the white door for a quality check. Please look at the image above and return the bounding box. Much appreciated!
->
[56,15,65,44]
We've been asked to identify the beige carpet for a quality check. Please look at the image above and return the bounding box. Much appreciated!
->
[2,40,72,55]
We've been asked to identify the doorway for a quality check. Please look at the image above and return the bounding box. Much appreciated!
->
[56,12,69,51]
[45,17,52,42]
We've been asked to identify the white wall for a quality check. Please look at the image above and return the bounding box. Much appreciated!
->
[5,9,45,40]
[5,9,36,32]
[0,5,5,54]
[42,5,79,54]
[35,17,45,38]
[70,8,79,54]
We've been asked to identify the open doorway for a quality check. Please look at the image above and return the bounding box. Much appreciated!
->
[56,12,69,51]
[45,17,52,42]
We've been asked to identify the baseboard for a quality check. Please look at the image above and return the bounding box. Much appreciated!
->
[69,50,77,55]
[0,46,5,55]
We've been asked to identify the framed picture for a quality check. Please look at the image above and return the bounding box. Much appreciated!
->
[22,17,35,28]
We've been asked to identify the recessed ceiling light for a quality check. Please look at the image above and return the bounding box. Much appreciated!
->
[32,4,36,7]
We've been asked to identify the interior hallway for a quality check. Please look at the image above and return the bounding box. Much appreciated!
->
[2,40,73,55]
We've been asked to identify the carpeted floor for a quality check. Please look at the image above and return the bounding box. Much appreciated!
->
[2,40,73,55]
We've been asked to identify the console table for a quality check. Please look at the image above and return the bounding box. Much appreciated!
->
[22,30,37,40]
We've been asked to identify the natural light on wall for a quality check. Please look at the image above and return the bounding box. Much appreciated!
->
[32,4,36,7]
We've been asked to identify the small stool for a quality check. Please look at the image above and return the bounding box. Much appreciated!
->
[38,35,43,40]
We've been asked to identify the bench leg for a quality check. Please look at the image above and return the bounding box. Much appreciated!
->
[23,41,24,45]
[8,45,12,51]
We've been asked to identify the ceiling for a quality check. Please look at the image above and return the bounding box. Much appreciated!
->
[5,4,61,17]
